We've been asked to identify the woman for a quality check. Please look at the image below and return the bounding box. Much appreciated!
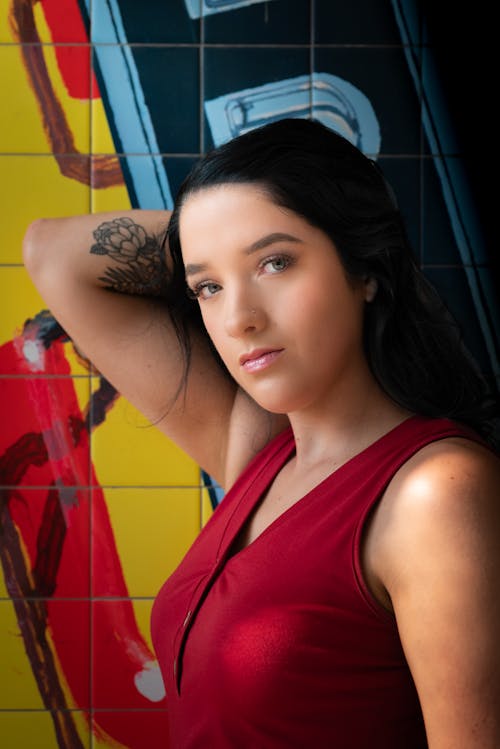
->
[23,118,500,748]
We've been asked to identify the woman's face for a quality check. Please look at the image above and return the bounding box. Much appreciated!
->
[179,183,372,415]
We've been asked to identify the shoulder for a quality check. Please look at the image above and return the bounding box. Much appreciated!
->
[364,435,500,609]
[370,436,500,747]
[386,435,499,529]
[379,436,499,570]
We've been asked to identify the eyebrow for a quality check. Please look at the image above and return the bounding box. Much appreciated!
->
[184,232,303,277]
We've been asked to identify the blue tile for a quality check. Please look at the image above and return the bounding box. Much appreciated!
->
[422,265,495,379]
[421,47,460,156]
[204,47,310,148]
[311,71,381,158]
[422,157,461,266]
[162,156,200,198]
[392,0,424,45]
[93,155,200,212]
[94,46,200,155]
[421,160,456,265]
[91,0,200,43]
[313,47,421,155]
[315,0,403,44]
[204,0,310,44]
[378,156,421,262]
[132,48,200,153]
[422,157,489,266]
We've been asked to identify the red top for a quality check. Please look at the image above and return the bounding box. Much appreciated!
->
[151,416,479,748]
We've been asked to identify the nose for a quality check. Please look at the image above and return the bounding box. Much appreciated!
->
[224,287,266,338]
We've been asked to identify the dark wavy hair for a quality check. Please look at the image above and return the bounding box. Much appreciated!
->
[165,117,498,447]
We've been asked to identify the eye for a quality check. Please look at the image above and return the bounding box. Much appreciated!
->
[187,280,221,300]
[261,254,292,274]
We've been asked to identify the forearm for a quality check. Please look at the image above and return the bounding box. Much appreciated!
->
[23,210,172,298]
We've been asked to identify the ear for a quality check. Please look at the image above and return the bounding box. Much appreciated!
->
[364,277,378,303]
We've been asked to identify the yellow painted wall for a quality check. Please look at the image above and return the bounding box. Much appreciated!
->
[0,3,210,747]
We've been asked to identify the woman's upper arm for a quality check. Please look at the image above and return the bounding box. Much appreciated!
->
[377,440,500,748]
[22,212,281,485]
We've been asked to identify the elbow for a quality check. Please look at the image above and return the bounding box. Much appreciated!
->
[22,218,52,278]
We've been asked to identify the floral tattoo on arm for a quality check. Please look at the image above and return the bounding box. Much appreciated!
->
[90,217,168,295]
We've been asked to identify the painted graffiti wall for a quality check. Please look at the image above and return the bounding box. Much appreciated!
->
[1,1,498,747]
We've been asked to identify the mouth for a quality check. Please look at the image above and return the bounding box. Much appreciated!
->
[239,348,284,373]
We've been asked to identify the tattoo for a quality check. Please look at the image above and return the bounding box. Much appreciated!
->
[90,217,168,295]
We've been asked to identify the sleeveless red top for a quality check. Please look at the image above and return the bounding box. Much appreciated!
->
[151,416,479,748]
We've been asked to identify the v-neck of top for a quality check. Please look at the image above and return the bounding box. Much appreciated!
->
[217,415,419,564]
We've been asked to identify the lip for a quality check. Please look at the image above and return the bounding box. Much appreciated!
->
[239,348,284,373]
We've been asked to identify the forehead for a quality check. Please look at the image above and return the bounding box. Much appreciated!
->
[179,183,308,240]
[178,184,347,285]
[178,184,308,255]
[180,183,275,219]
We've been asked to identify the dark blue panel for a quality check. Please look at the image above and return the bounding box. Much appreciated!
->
[314,47,421,155]
[423,266,493,378]
[315,0,404,44]
[423,155,499,383]
[422,157,463,265]
[378,156,421,262]
[204,0,311,44]
[421,43,497,286]
[423,155,491,266]
[131,47,200,153]
[204,47,310,99]
[162,156,200,198]
[92,0,200,43]
[421,47,461,157]
[203,47,310,149]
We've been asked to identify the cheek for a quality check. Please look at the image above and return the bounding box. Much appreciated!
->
[291,283,364,345]
[200,309,219,344]
[282,281,332,325]
[199,307,233,360]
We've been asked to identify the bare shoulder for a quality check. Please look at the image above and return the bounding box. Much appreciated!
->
[368,435,500,747]
[381,435,498,528]
[371,436,500,589]
[366,435,500,595]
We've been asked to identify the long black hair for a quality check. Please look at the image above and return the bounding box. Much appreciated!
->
[165,117,498,447]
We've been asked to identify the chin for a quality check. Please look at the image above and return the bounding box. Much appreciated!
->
[242,390,287,414]
[249,387,306,415]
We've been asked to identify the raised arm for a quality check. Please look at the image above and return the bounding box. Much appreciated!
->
[22,211,284,486]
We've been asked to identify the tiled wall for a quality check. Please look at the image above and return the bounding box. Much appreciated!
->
[1,1,498,747]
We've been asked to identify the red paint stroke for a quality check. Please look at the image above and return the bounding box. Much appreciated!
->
[1,323,169,749]
[40,0,99,99]
[1,492,87,749]
[10,0,123,187]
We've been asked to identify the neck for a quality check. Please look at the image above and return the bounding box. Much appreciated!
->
[287,378,412,470]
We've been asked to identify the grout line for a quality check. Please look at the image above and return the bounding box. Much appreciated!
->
[89,0,94,218]
[0,152,447,158]
[0,41,412,49]
[309,0,314,114]
[86,83,95,726]
[199,0,205,153]
[0,484,212,490]
[418,3,424,269]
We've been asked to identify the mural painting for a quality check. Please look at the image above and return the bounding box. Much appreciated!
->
[0,0,497,747]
